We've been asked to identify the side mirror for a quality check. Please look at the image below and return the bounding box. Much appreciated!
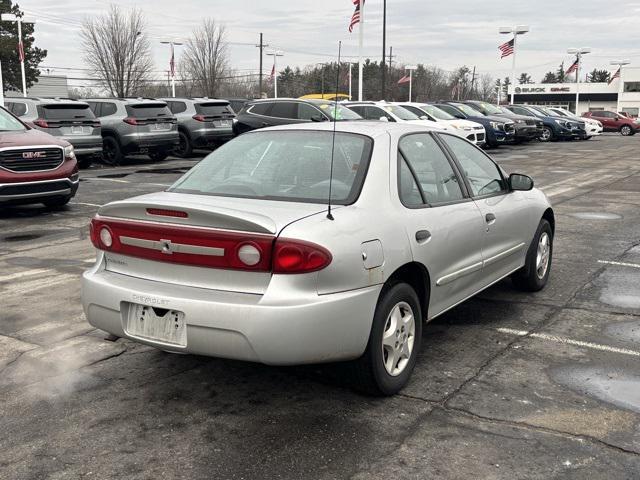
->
[310,115,327,122]
[509,173,534,191]
[379,116,389,122]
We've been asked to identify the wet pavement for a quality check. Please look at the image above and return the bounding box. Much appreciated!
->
[1,135,640,479]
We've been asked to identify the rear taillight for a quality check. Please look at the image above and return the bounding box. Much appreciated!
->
[192,114,206,122]
[90,218,114,250]
[91,120,101,128]
[123,117,138,125]
[33,119,49,128]
[272,239,332,274]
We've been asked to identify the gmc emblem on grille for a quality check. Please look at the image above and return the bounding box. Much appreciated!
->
[22,151,45,159]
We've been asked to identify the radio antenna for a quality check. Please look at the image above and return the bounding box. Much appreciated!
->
[327,41,342,221]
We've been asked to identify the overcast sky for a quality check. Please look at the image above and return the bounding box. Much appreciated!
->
[20,0,640,87]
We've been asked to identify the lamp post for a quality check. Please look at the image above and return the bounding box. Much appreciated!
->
[405,65,417,102]
[316,63,327,97]
[1,13,36,97]
[160,41,183,97]
[567,47,591,114]
[610,59,630,114]
[499,25,529,104]
[266,50,284,98]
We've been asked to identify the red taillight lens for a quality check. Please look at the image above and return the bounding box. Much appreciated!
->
[90,218,115,250]
[146,208,189,218]
[123,117,138,125]
[273,239,332,274]
[192,114,206,122]
[33,119,49,128]
[91,120,101,128]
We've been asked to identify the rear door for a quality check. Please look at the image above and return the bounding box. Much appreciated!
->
[396,132,486,317]
[438,133,534,284]
[126,103,176,134]
[194,101,235,130]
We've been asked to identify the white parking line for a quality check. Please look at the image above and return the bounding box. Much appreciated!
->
[497,327,640,357]
[88,178,130,184]
[597,260,640,269]
[0,268,51,283]
[72,202,102,207]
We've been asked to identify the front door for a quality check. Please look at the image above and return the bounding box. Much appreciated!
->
[438,133,535,284]
[396,132,486,318]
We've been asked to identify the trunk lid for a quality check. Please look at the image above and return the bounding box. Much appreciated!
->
[95,191,330,294]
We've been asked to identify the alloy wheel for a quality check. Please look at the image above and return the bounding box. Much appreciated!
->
[540,127,552,142]
[536,232,551,279]
[621,126,632,136]
[381,301,415,376]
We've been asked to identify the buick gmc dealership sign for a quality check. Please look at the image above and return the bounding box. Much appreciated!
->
[515,86,571,93]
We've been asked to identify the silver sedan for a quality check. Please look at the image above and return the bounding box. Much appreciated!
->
[82,121,554,395]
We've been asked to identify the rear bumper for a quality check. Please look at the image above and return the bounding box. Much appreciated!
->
[0,175,79,203]
[120,132,180,152]
[61,135,103,155]
[190,127,235,147]
[82,261,380,365]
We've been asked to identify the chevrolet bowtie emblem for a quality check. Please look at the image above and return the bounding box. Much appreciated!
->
[160,239,173,254]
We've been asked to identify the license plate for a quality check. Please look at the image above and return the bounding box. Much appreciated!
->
[214,120,231,127]
[125,303,186,346]
[151,123,170,131]
[70,126,87,135]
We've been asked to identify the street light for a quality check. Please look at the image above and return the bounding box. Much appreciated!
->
[160,41,183,97]
[567,47,591,114]
[499,25,529,104]
[316,62,328,97]
[266,50,284,98]
[405,65,417,102]
[611,59,630,114]
[1,13,36,97]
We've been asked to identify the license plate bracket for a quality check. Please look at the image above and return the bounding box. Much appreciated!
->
[124,303,187,346]
[214,120,231,128]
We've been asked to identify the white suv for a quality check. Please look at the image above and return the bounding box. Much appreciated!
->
[397,102,486,146]
[344,102,446,130]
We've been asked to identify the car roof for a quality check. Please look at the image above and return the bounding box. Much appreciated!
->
[84,97,167,105]
[258,120,444,138]
[158,97,230,103]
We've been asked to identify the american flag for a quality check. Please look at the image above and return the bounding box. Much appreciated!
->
[18,40,24,63]
[397,75,410,85]
[565,59,579,75]
[169,44,175,77]
[349,0,364,33]
[609,67,621,84]
[498,38,514,59]
[269,63,275,81]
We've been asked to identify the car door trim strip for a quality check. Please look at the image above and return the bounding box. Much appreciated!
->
[482,242,526,267]
[436,261,483,286]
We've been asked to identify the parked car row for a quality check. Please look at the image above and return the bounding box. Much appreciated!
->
[3,96,243,168]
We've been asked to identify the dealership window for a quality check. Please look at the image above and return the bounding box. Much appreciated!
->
[623,82,640,93]
[622,108,639,118]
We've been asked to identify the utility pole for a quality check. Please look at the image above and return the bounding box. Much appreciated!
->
[256,33,268,97]
[388,46,395,70]
[317,63,327,97]
[381,0,387,100]
[2,13,35,97]
[470,66,477,99]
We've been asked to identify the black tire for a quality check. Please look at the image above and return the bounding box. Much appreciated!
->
[149,148,169,162]
[620,125,634,136]
[539,126,553,142]
[583,136,592,140]
[77,156,93,169]
[102,136,123,165]
[348,282,422,396]
[174,130,193,158]
[43,195,72,209]
[512,219,553,292]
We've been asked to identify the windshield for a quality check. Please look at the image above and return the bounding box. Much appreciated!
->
[474,102,503,115]
[419,105,455,120]
[0,107,26,131]
[316,102,362,120]
[169,130,373,204]
[550,108,572,118]
[454,104,484,117]
[383,105,419,120]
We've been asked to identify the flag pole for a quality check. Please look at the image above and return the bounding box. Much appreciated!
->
[348,63,352,99]
[358,0,364,101]
[409,69,412,102]
[170,43,176,97]
[510,34,517,104]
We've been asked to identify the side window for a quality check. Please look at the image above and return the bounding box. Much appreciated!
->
[87,102,101,116]
[269,102,297,119]
[248,102,272,116]
[398,133,465,206]
[347,105,365,117]
[365,106,394,122]
[170,101,187,114]
[11,102,27,116]
[5,102,15,113]
[440,134,506,197]
[297,102,322,120]
[100,103,117,117]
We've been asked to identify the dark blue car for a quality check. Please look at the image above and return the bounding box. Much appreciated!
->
[505,105,586,142]
[433,102,516,147]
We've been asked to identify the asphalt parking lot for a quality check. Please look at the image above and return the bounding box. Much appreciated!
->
[2,135,640,479]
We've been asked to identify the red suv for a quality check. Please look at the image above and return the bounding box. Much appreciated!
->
[583,110,640,136]
[0,106,78,208]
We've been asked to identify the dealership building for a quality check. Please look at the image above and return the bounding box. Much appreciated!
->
[509,66,640,117]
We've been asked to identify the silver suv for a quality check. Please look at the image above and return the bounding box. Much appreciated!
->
[4,97,102,168]
[86,98,178,164]
[160,98,235,158]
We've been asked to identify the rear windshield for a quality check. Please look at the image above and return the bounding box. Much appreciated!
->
[126,104,172,118]
[196,103,234,116]
[169,130,373,205]
[42,104,95,120]
[315,103,362,120]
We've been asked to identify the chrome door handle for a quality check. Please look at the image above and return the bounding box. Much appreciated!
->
[485,213,496,224]
[415,230,432,243]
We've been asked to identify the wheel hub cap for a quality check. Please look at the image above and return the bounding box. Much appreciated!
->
[381,301,415,376]
[535,232,551,279]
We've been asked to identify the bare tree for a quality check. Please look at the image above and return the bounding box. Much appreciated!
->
[182,19,229,97]
[478,74,496,101]
[81,6,153,97]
